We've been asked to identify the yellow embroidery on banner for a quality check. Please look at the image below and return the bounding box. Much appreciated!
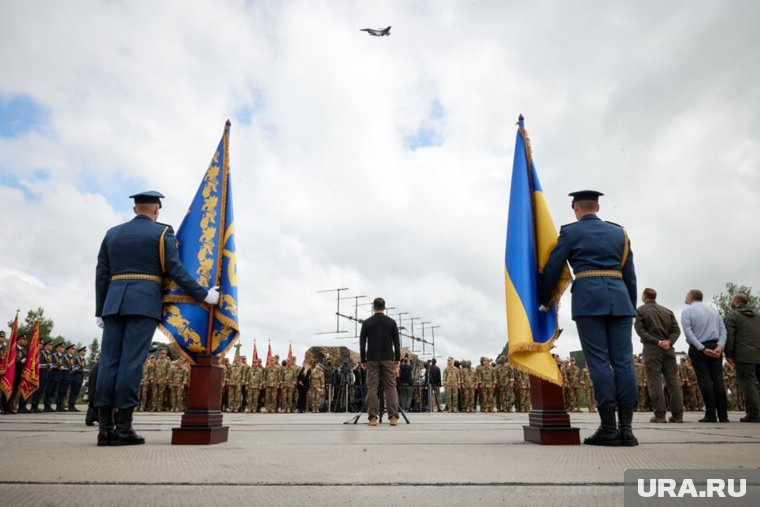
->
[221,293,238,317]
[195,152,221,287]
[162,305,202,351]
[211,326,233,353]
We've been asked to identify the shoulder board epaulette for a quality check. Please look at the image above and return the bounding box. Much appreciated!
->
[155,222,175,232]
[605,221,623,228]
[560,222,579,230]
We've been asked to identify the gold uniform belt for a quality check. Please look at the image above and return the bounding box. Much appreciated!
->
[574,270,623,279]
[111,274,162,283]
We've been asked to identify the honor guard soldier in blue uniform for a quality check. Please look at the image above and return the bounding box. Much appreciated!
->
[30,338,54,412]
[540,190,639,446]
[94,190,219,446]
[46,340,65,412]
[68,346,87,412]
[57,344,76,411]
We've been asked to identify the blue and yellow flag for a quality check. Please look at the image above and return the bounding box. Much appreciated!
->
[504,116,570,385]
[159,120,239,364]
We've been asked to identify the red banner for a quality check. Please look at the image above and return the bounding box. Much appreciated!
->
[0,313,19,400]
[18,320,41,400]
[265,341,272,366]
[252,341,259,363]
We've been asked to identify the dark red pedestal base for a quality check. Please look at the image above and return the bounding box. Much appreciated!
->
[522,375,580,445]
[172,354,229,445]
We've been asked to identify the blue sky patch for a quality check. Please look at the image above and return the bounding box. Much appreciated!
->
[0,95,49,138]
[233,88,266,126]
[404,99,446,150]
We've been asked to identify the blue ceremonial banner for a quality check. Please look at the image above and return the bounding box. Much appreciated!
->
[159,120,239,364]
[504,115,568,385]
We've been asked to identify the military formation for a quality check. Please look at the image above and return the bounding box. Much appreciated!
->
[136,350,190,412]
[441,356,532,413]
[0,335,90,415]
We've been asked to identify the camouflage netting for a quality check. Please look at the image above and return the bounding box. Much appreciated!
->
[304,345,361,367]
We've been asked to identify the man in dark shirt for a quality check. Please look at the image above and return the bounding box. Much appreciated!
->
[360,297,401,426]
[634,288,683,423]
[428,358,442,412]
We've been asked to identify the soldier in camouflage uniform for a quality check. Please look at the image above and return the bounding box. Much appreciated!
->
[562,361,573,411]
[264,356,282,413]
[183,361,191,408]
[226,356,245,413]
[580,366,596,412]
[169,359,188,412]
[634,355,649,412]
[443,357,460,413]
[280,357,298,414]
[458,360,474,413]
[219,358,229,412]
[246,359,264,413]
[240,356,250,411]
[516,370,531,412]
[137,356,155,412]
[309,364,325,413]
[561,359,581,413]
[477,357,496,412]
[723,362,740,411]
[151,349,171,412]
[679,356,699,411]
[495,356,513,412]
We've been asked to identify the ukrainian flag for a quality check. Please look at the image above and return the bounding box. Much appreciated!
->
[504,116,569,385]
[159,120,239,364]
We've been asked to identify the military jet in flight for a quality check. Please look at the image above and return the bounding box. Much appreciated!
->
[360,26,391,37]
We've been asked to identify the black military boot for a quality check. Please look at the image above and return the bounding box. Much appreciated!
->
[85,407,98,426]
[618,407,639,446]
[97,407,114,447]
[110,407,145,446]
[43,404,53,413]
[584,407,622,446]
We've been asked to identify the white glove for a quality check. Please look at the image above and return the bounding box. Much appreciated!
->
[204,286,220,305]
[96,317,104,329]
[538,305,548,312]
[21,358,26,364]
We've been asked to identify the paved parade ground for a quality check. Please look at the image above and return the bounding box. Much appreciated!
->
[1,408,758,506]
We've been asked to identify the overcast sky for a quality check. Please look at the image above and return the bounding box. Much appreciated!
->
[1,1,758,363]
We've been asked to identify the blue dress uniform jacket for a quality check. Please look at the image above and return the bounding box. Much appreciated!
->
[96,215,208,319]
[95,214,208,410]
[540,215,636,317]
[539,214,638,410]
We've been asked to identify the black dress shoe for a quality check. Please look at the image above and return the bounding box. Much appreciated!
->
[31,407,40,413]
[43,406,53,413]
[719,418,730,423]
[698,417,717,423]
[740,415,760,422]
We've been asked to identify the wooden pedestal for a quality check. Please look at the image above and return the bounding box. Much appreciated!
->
[172,354,229,445]
[522,375,580,445]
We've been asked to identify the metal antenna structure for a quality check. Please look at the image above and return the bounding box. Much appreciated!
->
[316,287,350,335]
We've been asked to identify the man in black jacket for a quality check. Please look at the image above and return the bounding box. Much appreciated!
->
[428,358,442,411]
[360,297,401,426]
